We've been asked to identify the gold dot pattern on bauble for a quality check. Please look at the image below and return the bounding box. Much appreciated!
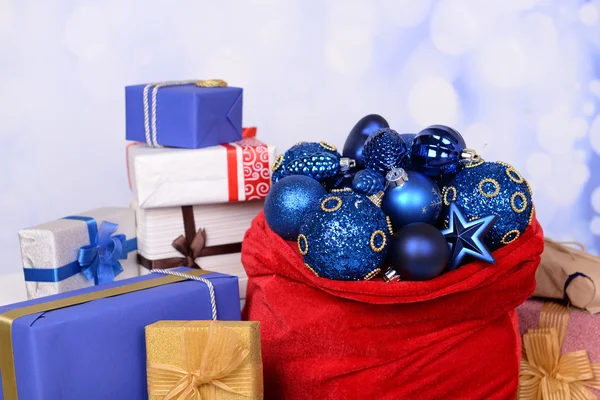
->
[321,196,343,212]
[511,192,528,213]
[298,234,309,255]
[363,268,381,281]
[385,216,394,235]
[319,141,337,152]
[443,186,457,206]
[370,230,387,252]
[272,154,284,171]
[305,263,319,277]
[478,178,500,198]
[528,205,535,225]
[505,166,524,184]
[501,230,520,244]
[465,158,485,168]
[330,188,353,193]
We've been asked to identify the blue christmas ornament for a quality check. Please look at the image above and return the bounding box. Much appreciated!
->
[342,114,390,169]
[381,168,442,231]
[411,125,471,180]
[384,223,450,281]
[440,160,534,251]
[442,202,497,270]
[285,141,339,159]
[363,128,409,175]
[352,169,385,195]
[271,142,355,184]
[399,133,416,147]
[299,192,391,281]
[264,175,327,241]
[399,133,416,170]
[324,172,355,191]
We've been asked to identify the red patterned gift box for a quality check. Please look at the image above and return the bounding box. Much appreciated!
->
[127,128,275,209]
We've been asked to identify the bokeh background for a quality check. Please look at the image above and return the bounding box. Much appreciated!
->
[1,0,600,283]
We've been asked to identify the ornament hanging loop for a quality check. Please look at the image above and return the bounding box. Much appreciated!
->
[385,167,409,189]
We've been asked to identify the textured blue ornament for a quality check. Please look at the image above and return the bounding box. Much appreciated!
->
[363,128,409,175]
[285,141,339,159]
[411,125,467,180]
[381,168,442,231]
[264,175,327,241]
[271,141,352,184]
[352,169,385,195]
[299,192,391,281]
[440,160,534,251]
[442,202,497,270]
[342,114,390,169]
[387,223,450,281]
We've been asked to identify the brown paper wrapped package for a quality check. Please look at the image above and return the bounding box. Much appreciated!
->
[534,238,600,313]
[146,321,263,400]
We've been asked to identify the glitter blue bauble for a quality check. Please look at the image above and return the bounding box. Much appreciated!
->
[411,125,467,180]
[342,114,390,169]
[388,223,450,281]
[264,175,328,241]
[440,160,534,251]
[381,169,442,231]
[352,168,385,195]
[363,128,409,175]
[298,192,391,281]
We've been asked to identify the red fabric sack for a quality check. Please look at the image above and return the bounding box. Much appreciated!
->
[242,211,544,400]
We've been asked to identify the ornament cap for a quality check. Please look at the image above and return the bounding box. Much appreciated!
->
[383,267,401,282]
[340,157,356,171]
[460,149,481,162]
[367,191,385,207]
[386,168,408,188]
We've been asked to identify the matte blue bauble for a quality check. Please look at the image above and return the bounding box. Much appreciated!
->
[363,128,409,175]
[352,169,385,195]
[387,223,450,281]
[343,114,389,169]
[299,192,390,281]
[440,160,534,251]
[264,175,327,241]
[411,125,467,180]
[381,169,442,231]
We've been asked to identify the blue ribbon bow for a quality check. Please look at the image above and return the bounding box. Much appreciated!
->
[77,221,127,285]
[23,216,137,285]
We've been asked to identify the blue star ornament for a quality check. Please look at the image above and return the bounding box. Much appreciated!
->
[442,202,497,270]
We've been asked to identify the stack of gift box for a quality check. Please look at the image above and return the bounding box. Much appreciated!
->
[2,80,270,399]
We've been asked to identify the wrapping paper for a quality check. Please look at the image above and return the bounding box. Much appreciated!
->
[127,138,275,209]
[0,268,241,400]
[146,321,263,400]
[18,207,138,300]
[517,298,600,397]
[133,199,263,301]
[533,238,600,313]
[125,82,243,149]
[242,211,544,400]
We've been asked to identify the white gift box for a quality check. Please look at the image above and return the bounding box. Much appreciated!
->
[127,137,275,209]
[132,199,263,301]
[18,207,139,300]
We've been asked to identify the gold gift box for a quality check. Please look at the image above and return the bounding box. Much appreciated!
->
[146,320,263,400]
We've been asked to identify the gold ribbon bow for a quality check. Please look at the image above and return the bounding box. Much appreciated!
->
[519,302,600,399]
[148,321,260,400]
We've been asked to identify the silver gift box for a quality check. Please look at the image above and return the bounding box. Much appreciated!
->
[18,207,139,299]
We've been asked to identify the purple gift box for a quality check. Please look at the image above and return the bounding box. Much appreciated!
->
[0,268,240,400]
[125,82,243,149]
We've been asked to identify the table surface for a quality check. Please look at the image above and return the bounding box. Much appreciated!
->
[0,272,27,306]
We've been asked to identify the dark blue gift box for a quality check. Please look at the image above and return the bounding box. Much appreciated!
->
[125,82,243,149]
[0,268,240,400]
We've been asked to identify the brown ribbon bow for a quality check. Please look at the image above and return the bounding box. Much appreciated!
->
[519,302,600,399]
[147,321,260,400]
[138,206,242,271]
